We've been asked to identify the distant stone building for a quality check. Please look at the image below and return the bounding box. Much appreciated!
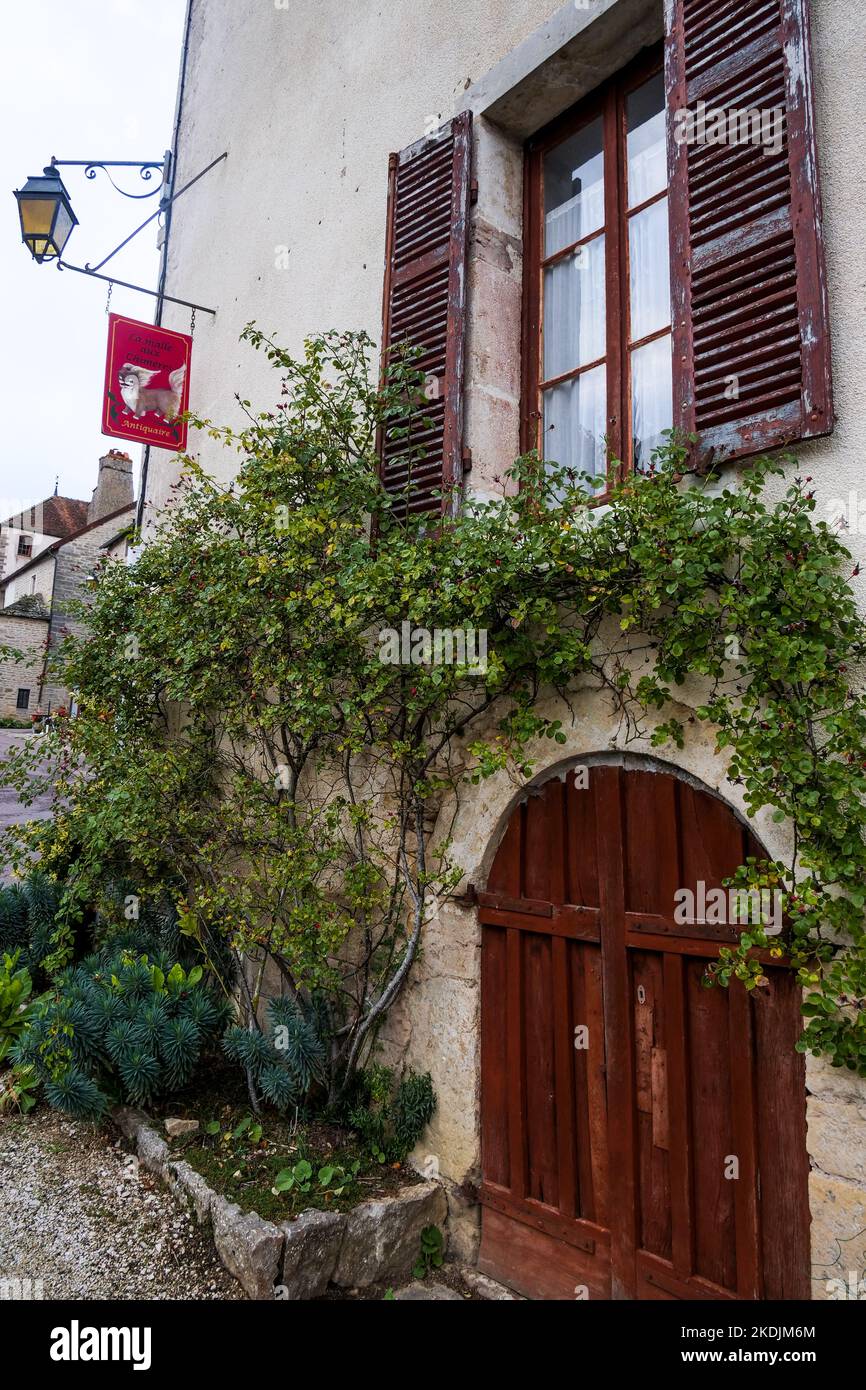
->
[0,494,88,585]
[0,451,135,718]
[0,595,49,723]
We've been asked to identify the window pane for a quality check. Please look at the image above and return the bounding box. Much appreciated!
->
[626,71,666,208]
[631,334,672,470]
[543,234,606,380]
[542,364,607,484]
[543,117,604,256]
[629,197,670,342]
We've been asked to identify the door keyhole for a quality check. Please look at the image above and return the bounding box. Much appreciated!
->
[637,984,647,1005]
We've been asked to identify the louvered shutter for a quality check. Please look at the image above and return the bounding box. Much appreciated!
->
[665,0,832,463]
[378,112,472,518]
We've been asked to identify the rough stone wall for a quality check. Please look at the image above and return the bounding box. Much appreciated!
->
[41,507,134,712]
[0,610,48,719]
[807,1056,866,1300]
[87,451,134,525]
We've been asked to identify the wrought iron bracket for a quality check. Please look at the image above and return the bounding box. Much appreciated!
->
[50,151,227,314]
[55,260,217,317]
[50,156,168,200]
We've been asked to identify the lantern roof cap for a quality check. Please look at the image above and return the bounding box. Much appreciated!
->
[14,166,78,222]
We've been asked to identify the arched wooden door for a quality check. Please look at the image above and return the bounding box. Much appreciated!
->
[478,762,810,1301]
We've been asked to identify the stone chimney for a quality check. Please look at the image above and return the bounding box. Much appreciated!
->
[88,449,133,524]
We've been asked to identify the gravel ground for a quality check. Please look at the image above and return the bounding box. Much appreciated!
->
[0,1108,245,1300]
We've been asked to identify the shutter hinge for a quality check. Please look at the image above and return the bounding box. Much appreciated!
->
[470,177,479,205]
[462,446,473,473]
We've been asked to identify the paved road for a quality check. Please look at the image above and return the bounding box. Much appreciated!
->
[0,729,54,882]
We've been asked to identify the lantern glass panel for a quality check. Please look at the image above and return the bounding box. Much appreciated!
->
[51,200,74,256]
[19,196,56,237]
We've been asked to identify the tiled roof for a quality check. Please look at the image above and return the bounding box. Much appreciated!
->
[2,495,89,539]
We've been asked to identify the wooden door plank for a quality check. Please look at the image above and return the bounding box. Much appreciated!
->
[524,933,559,1206]
[487,800,522,896]
[524,788,551,900]
[480,925,510,1188]
[633,950,672,1262]
[552,934,578,1218]
[728,979,762,1299]
[479,1207,611,1301]
[664,951,695,1280]
[686,957,737,1292]
[581,944,609,1228]
[637,1250,739,1302]
[753,968,811,1299]
[571,946,593,1221]
[479,1184,606,1253]
[506,926,527,1201]
[565,763,600,907]
[623,769,680,917]
[594,764,637,1299]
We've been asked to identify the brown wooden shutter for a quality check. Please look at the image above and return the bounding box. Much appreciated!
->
[665,0,832,463]
[379,112,472,518]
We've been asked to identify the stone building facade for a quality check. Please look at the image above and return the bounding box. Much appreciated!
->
[0,452,135,716]
[0,494,88,588]
[0,598,49,722]
[140,0,866,1299]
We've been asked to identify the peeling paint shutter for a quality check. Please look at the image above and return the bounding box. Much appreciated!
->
[665,0,832,463]
[379,112,472,518]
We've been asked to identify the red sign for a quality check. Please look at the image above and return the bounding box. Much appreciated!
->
[102,313,192,452]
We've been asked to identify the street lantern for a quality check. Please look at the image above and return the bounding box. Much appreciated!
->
[13,165,78,263]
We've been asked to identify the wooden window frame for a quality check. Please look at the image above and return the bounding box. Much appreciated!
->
[521,44,667,499]
[16,688,30,711]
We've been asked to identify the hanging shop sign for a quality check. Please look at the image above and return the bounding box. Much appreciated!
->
[102,313,192,452]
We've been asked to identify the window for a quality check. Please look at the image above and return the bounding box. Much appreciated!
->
[16,689,30,711]
[17,535,33,557]
[523,49,671,491]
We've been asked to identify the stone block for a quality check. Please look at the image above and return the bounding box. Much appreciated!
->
[277,1209,346,1300]
[333,1182,448,1288]
[211,1197,284,1301]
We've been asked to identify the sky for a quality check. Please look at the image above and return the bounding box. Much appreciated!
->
[0,0,187,519]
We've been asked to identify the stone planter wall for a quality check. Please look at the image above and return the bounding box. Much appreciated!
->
[112,1107,447,1300]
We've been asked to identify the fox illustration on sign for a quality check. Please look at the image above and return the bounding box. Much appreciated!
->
[117,361,187,422]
